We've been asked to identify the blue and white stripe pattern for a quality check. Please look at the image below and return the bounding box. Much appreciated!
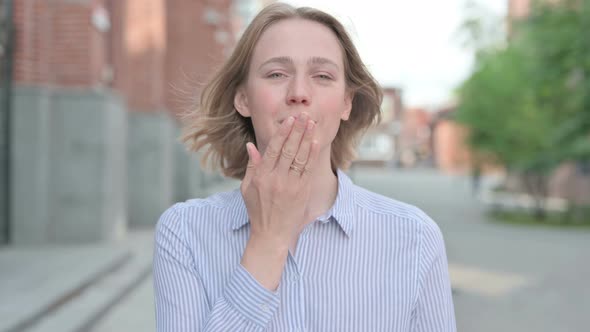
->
[153,169,456,331]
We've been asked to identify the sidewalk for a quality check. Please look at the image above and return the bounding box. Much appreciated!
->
[0,228,154,332]
[0,180,240,332]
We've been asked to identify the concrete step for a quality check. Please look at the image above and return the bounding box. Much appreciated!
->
[89,276,156,332]
[23,251,152,332]
[0,229,155,332]
[1,247,131,332]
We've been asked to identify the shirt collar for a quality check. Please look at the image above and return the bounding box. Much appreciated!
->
[229,168,357,237]
[319,169,356,237]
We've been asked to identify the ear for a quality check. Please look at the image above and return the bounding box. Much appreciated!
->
[234,86,251,117]
[341,90,353,121]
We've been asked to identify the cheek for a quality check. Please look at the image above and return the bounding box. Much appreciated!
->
[316,96,348,140]
[249,85,282,120]
[248,86,282,147]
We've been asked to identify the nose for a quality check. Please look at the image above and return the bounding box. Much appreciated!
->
[286,76,311,106]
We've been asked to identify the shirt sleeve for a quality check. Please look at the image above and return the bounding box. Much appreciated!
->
[412,216,457,332]
[153,205,281,332]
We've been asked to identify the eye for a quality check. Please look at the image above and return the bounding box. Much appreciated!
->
[267,72,286,79]
[316,74,333,80]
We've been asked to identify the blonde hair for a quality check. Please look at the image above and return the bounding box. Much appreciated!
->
[181,3,383,179]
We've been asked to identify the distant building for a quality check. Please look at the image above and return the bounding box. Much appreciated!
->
[1,0,239,245]
[356,87,403,167]
[431,107,473,174]
[508,0,532,19]
[231,0,275,39]
[398,107,433,168]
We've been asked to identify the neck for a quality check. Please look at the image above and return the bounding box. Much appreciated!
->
[303,147,339,226]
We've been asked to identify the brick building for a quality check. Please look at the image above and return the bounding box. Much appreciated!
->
[431,107,473,174]
[508,0,532,19]
[0,0,249,245]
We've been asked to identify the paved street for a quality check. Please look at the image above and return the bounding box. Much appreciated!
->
[352,167,590,332]
[91,167,590,331]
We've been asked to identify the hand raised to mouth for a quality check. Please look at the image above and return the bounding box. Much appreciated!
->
[240,112,319,291]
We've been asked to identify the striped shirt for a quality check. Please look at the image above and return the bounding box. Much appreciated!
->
[153,169,456,331]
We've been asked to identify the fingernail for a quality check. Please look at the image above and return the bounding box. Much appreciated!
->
[286,116,295,125]
[307,120,315,131]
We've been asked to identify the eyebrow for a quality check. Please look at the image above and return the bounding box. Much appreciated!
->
[258,56,340,70]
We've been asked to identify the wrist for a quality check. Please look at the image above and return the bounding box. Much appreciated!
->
[247,232,290,254]
[240,233,289,291]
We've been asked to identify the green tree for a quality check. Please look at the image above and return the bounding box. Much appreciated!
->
[455,0,590,219]
[524,0,590,163]
[456,44,555,218]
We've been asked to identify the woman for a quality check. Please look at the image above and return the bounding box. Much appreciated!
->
[153,3,456,331]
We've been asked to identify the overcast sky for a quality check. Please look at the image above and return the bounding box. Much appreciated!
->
[283,0,507,109]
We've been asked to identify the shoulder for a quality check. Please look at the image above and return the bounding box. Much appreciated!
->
[353,184,446,261]
[353,184,444,242]
[354,186,436,226]
[177,189,241,211]
[156,189,242,233]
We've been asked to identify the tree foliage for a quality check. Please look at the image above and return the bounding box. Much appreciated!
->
[455,0,590,218]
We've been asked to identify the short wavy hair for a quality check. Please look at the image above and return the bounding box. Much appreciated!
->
[180,3,382,179]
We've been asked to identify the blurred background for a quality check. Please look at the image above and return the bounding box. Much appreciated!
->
[0,0,588,331]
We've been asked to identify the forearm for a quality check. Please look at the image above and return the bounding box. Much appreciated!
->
[155,259,281,332]
[155,235,283,331]
[202,264,281,331]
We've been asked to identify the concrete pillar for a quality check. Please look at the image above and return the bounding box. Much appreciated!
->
[174,136,206,202]
[127,111,175,227]
[11,86,127,244]
[0,90,9,244]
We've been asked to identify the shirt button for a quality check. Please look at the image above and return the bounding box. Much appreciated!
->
[291,275,300,283]
[260,304,269,312]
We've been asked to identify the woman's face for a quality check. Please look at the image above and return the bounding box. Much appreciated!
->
[234,18,353,155]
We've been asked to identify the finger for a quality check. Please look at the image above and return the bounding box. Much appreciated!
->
[243,142,261,187]
[277,112,309,173]
[260,116,295,173]
[301,139,320,181]
[289,120,315,177]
